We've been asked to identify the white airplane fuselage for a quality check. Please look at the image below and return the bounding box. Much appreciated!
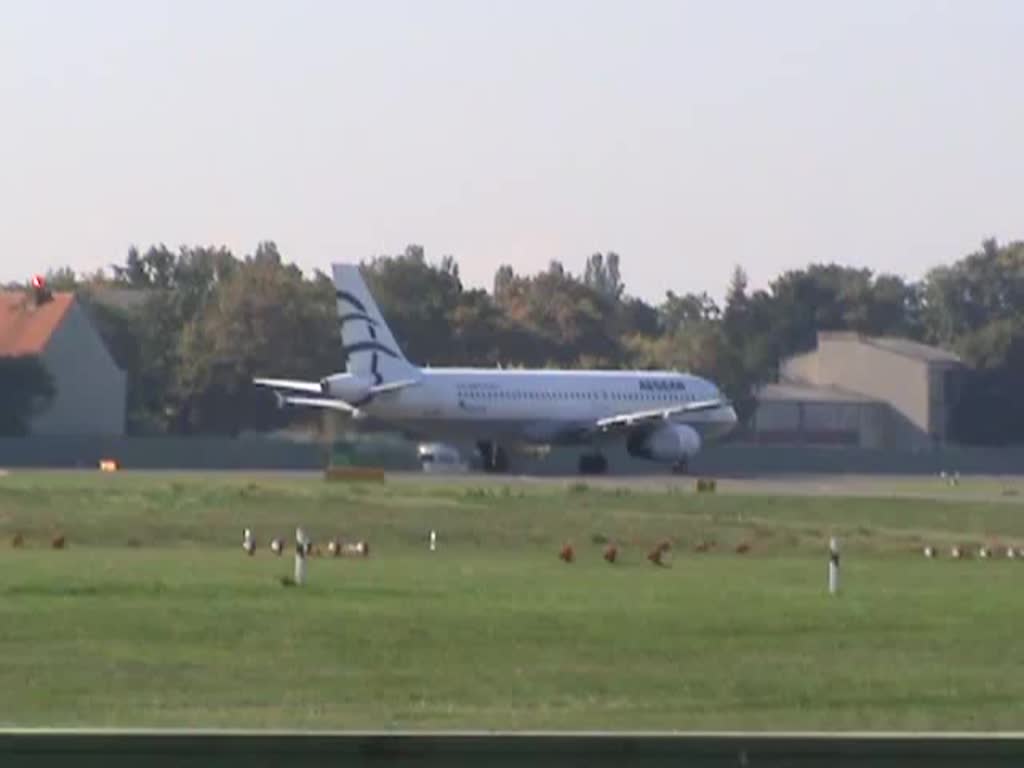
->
[333,368,737,445]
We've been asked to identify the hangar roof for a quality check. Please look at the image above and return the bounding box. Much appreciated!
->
[866,336,962,364]
[817,332,962,365]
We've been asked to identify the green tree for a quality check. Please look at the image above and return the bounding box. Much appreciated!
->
[43,266,79,291]
[922,239,1024,350]
[495,261,624,367]
[361,246,464,366]
[923,240,1024,444]
[583,251,624,300]
[104,243,241,432]
[174,255,338,434]
[0,356,55,435]
[659,290,720,333]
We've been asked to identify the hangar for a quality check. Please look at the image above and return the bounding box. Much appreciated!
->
[0,284,126,436]
[752,331,964,450]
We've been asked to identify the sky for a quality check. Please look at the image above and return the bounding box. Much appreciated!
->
[1,0,1022,303]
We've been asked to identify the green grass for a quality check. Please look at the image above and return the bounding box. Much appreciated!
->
[1,471,1023,730]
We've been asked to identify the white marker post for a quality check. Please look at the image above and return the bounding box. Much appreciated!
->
[828,537,840,595]
[295,527,309,586]
[429,530,437,552]
[242,528,255,556]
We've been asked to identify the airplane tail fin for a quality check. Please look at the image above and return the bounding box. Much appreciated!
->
[332,264,419,385]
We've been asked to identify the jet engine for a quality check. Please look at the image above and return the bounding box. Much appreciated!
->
[626,423,702,463]
[320,373,372,402]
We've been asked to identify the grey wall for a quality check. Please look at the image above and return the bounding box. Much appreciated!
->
[32,301,126,436]
[0,437,327,470]
[751,400,892,449]
[0,436,1021,476]
[517,442,1024,476]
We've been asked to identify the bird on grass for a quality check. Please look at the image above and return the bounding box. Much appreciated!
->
[648,539,671,567]
[559,543,575,563]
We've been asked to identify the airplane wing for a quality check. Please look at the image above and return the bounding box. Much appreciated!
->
[594,399,728,432]
[253,378,323,394]
[278,395,358,413]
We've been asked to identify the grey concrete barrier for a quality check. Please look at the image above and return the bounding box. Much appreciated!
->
[2,730,1024,767]
[0,434,1023,475]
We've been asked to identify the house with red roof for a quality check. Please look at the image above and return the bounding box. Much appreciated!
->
[0,285,126,435]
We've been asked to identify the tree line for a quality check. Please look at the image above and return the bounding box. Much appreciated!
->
[5,238,1024,444]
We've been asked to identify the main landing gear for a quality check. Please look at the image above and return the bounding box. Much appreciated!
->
[477,441,509,473]
[578,452,608,475]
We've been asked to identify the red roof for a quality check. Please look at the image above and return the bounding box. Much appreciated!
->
[0,291,75,356]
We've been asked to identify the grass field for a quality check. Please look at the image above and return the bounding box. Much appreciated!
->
[1,471,1023,730]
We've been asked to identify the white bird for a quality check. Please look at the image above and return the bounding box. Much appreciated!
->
[270,538,284,555]
[341,541,369,557]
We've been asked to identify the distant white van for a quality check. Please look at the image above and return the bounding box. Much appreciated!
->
[417,442,469,473]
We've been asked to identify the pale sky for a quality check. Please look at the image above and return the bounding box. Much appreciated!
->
[1,0,1021,302]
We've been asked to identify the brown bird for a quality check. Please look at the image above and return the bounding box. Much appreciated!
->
[559,543,575,563]
[647,539,671,566]
[603,543,618,564]
[51,534,66,550]
[11,532,24,549]
[735,542,751,555]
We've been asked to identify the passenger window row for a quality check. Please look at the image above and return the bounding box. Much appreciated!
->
[456,389,699,402]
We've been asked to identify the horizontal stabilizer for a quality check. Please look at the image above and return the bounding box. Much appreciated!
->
[369,378,420,395]
[253,378,322,394]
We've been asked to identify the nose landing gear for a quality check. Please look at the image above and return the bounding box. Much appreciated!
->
[476,441,509,473]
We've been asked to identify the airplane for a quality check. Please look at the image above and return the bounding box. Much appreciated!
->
[255,264,738,475]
